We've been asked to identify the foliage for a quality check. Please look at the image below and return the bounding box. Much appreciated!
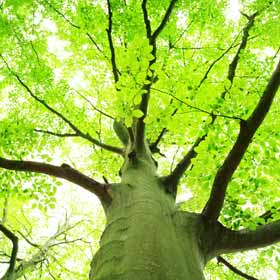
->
[0,0,280,279]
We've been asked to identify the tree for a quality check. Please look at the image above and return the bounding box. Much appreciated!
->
[0,0,280,279]
[0,187,105,280]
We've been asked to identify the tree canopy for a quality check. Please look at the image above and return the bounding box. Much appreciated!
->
[0,0,280,279]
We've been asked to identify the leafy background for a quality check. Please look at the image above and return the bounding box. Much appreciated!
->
[1,0,280,278]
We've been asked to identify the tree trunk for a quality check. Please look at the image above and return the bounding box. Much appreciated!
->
[89,157,206,280]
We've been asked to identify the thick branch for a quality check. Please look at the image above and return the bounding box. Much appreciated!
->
[217,256,259,280]
[141,0,152,39]
[134,0,153,149]
[212,219,280,256]
[0,157,112,205]
[0,224,18,277]
[202,59,280,222]
[113,120,130,146]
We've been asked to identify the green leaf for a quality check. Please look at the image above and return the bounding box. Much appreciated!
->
[132,109,144,118]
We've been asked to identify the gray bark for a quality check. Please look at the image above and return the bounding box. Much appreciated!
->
[89,160,206,280]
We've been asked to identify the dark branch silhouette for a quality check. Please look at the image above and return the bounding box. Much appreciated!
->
[162,10,271,198]
[211,218,280,256]
[202,58,280,221]
[197,33,241,88]
[228,12,258,84]
[106,0,119,83]
[0,157,112,205]
[217,256,259,280]
[151,87,243,120]
[0,224,18,278]
[163,133,208,194]
[151,0,177,42]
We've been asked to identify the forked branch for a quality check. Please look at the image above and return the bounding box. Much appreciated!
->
[162,12,257,193]
[0,157,112,205]
[202,59,280,222]
[151,0,177,43]
[198,33,241,88]
[136,0,178,149]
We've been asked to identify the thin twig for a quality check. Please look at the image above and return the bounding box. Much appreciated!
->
[34,129,78,138]
[151,87,243,121]
[73,89,114,120]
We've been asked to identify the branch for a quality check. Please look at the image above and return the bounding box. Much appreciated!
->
[157,14,258,191]
[1,196,8,224]
[141,0,152,39]
[151,0,177,43]
[162,133,207,194]
[106,0,119,83]
[149,127,167,154]
[41,0,104,55]
[136,0,177,149]
[149,107,178,154]
[198,12,259,89]
[151,87,243,121]
[134,0,153,149]
[197,33,241,88]
[15,219,83,278]
[227,12,258,84]
[159,13,262,193]
[217,256,259,280]
[0,157,112,205]
[34,129,78,138]
[0,224,18,277]
[73,89,114,120]
[42,0,80,28]
[212,219,280,256]
[0,55,123,155]
[202,58,280,222]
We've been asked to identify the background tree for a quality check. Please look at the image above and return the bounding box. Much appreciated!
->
[0,188,105,280]
[0,0,280,279]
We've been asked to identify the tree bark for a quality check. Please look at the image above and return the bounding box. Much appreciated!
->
[89,158,206,280]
